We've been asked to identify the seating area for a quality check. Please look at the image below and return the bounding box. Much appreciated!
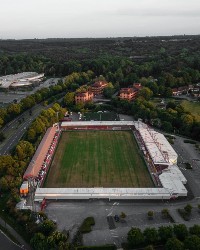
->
[23,126,61,186]
[36,130,60,186]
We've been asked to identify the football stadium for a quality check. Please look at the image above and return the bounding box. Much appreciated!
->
[21,117,188,201]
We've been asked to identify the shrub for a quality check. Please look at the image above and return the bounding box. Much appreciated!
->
[184,204,193,214]
[147,211,154,219]
[120,212,126,218]
[177,209,190,221]
[79,217,95,234]
[161,208,169,219]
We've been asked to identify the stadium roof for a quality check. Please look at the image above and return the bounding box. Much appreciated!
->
[163,165,187,184]
[135,122,177,165]
[159,172,187,195]
[23,127,56,180]
[35,187,171,200]
[150,130,178,164]
[61,121,135,127]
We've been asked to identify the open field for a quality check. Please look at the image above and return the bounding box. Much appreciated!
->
[44,131,153,188]
[181,100,200,122]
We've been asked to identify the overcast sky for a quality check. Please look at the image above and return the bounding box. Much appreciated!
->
[0,0,200,39]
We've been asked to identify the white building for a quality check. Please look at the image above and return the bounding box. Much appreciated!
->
[0,72,44,89]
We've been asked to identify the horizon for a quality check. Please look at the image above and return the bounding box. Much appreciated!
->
[1,33,200,41]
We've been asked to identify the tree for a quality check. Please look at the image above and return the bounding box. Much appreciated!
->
[162,121,173,132]
[47,231,68,249]
[63,92,75,106]
[27,128,36,142]
[173,224,188,241]
[14,141,34,161]
[7,103,21,116]
[184,204,193,215]
[184,235,200,250]
[21,96,36,110]
[165,237,184,250]
[158,226,173,243]
[138,87,153,100]
[166,101,176,110]
[189,225,200,237]
[40,219,56,236]
[30,232,47,250]
[103,82,115,98]
[161,208,169,219]
[127,227,144,247]
[143,227,158,244]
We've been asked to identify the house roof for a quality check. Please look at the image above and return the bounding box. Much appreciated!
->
[120,88,135,94]
[92,81,107,88]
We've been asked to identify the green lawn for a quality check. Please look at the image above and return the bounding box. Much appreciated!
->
[181,100,200,121]
[44,131,153,188]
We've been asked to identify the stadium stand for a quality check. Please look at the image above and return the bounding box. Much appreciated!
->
[23,126,59,181]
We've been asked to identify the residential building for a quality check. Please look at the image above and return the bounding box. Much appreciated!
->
[91,81,108,95]
[133,83,142,90]
[119,88,138,101]
[75,91,94,104]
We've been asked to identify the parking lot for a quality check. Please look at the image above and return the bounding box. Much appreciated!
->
[0,78,60,104]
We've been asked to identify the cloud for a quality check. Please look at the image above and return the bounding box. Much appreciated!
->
[115,8,200,17]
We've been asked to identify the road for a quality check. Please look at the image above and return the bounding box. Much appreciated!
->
[0,96,64,155]
[0,103,46,155]
[0,231,21,250]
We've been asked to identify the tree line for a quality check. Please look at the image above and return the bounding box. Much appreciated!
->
[127,223,200,250]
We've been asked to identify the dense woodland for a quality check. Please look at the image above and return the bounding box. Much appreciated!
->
[0,35,200,86]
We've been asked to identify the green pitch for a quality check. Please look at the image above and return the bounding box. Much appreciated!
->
[44,131,154,188]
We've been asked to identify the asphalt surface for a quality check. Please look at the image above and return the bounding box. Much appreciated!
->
[45,129,200,247]
[0,86,63,155]
[0,102,46,155]
[0,78,60,105]
[0,231,21,250]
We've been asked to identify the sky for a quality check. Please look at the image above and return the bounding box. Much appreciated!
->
[0,0,200,39]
